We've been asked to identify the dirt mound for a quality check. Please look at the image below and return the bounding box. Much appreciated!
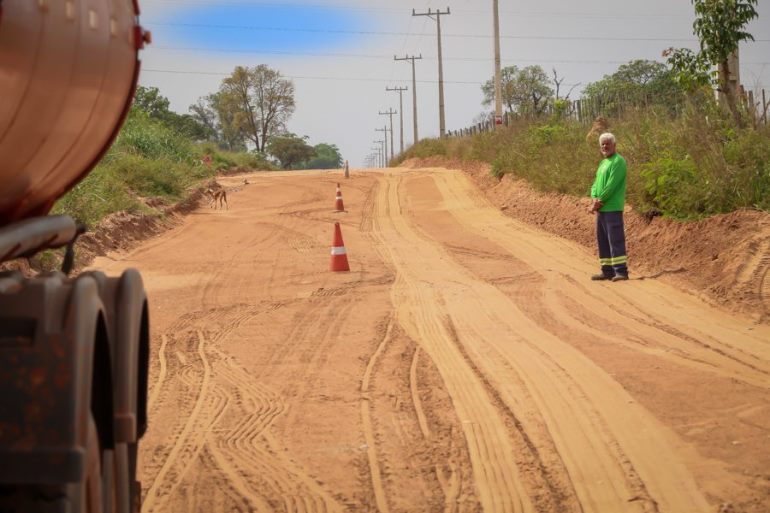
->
[402,157,770,323]
[76,188,208,267]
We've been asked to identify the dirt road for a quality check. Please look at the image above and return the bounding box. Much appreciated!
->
[93,166,770,513]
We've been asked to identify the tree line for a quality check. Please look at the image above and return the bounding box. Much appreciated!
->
[133,65,343,170]
[477,0,761,125]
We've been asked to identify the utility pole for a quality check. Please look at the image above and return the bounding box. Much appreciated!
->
[375,126,389,164]
[412,7,451,138]
[371,147,378,167]
[394,54,422,145]
[372,143,384,167]
[493,0,502,129]
[386,86,408,154]
[379,108,397,158]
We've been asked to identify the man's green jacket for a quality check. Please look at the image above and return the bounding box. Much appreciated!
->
[591,153,627,212]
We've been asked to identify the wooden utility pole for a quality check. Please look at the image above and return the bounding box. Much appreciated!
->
[395,54,422,145]
[386,86,408,153]
[493,0,502,129]
[412,7,451,138]
[373,139,385,167]
[379,108,397,158]
[375,127,389,164]
[371,146,382,167]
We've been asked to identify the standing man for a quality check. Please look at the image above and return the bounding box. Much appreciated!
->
[590,133,628,281]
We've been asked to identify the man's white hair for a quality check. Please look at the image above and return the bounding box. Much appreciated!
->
[599,132,616,144]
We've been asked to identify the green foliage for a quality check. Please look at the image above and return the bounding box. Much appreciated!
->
[267,134,314,169]
[583,59,686,115]
[133,86,212,141]
[393,98,770,219]
[481,65,553,117]
[640,157,707,218]
[666,0,758,118]
[217,65,296,153]
[116,109,195,163]
[305,143,343,169]
[51,165,143,229]
[52,88,274,229]
[390,139,448,166]
[691,0,758,63]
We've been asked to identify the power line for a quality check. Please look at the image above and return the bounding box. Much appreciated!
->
[142,68,536,86]
[147,22,763,42]
[143,1,698,19]
[145,47,770,66]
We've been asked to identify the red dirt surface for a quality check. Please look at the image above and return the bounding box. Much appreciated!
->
[85,165,769,513]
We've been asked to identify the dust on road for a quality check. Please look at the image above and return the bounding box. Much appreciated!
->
[93,167,770,513]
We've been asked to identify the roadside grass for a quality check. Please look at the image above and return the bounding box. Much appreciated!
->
[392,101,770,219]
[51,109,274,229]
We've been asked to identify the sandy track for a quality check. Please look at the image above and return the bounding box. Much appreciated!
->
[92,167,770,513]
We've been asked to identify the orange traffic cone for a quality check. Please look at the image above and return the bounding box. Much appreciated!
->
[334,183,345,212]
[330,222,350,272]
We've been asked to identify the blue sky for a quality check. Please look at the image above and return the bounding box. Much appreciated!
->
[149,3,366,53]
[137,0,770,167]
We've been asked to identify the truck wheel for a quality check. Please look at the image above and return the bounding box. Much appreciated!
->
[0,416,104,513]
[79,416,104,513]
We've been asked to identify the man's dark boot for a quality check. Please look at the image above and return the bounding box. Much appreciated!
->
[591,273,612,281]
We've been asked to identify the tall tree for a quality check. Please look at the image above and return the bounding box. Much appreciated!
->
[482,65,553,117]
[267,134,314,170]
[583,59,684,114]
[305,143,343,169]
[218,65,295,153]
[134,86,211,140]
[134,86,171,118]
[665,0,758,118]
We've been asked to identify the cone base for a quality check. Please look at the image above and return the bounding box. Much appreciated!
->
[330,255,350,272]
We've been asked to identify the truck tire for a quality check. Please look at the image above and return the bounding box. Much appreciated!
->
[0,416,103,513]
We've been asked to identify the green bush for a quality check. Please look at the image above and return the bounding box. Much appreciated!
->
[113,110,195,164]
[640,156,708,218]
[390,98,770,219]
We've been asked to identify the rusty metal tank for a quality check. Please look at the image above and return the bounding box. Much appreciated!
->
[0,0,149,225]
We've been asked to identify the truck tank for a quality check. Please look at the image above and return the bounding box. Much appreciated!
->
[0,1,152,512]
[0,0,149,224]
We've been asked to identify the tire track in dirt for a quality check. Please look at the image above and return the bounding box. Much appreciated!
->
[422,169,749,511]
[142,331,213,513]
[147,334,168,412]
[430,170,770,386]
[409,347,463,513]
[372,173,536,513]
[374,170,716,512]
[143,301,346,513]
[360,318,394,513]
[211,344,345,513]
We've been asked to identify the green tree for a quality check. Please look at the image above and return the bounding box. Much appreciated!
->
[134,86,171,118]
[190,93,247,151]
[482,65,553,117]
[665,0,758,118]
[218,65,295,153]
[267,134,314,169]
[583,59,684,114]
[133,86,211,140]
[305,143,343,169]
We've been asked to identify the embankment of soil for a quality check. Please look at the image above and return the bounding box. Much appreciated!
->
[402,157,770,323]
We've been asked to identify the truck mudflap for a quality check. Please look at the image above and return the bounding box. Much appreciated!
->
[0,271,109,485]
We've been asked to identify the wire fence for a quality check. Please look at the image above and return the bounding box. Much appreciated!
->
[446,86,769,138]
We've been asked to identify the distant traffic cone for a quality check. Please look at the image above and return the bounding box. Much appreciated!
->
[330,222,350,272]
[334,183,345,212]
